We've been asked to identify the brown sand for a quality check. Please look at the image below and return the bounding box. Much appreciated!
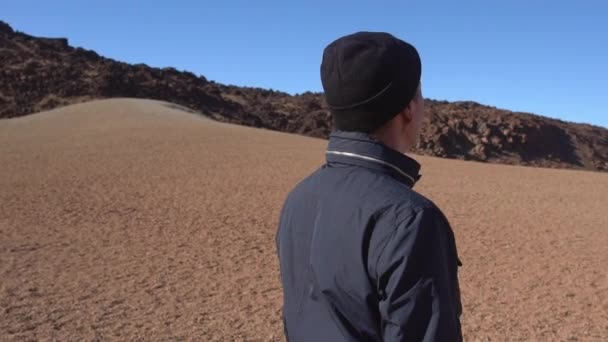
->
[1,99,607,341]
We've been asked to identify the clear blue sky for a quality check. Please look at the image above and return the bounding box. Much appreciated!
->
[2,1,607,127]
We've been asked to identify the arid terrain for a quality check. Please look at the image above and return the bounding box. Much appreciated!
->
[2,20,608,172]
[1,99,606,341]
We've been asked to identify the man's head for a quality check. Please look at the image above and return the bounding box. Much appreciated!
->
[320,31,425,153]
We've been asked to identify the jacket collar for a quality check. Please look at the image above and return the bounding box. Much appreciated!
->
[325,131,422,188]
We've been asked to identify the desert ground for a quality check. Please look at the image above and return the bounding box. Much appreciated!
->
[1,99,607,341]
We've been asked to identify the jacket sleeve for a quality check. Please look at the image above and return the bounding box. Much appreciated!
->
[376,206,462,341]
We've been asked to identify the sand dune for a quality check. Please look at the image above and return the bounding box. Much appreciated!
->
[1,99,607,341]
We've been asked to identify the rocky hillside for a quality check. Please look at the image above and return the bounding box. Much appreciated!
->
[1,20,607,172]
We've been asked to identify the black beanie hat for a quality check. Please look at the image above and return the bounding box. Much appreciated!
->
[320,31,421,133]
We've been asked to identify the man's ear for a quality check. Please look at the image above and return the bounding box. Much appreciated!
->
[400,104,413,124]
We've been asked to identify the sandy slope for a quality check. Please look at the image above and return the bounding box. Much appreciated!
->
[1,99,606,341]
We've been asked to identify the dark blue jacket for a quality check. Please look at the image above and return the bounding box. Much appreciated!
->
[276,131,462,341]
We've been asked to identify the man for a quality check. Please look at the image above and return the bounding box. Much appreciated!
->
[276,32,462,341]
